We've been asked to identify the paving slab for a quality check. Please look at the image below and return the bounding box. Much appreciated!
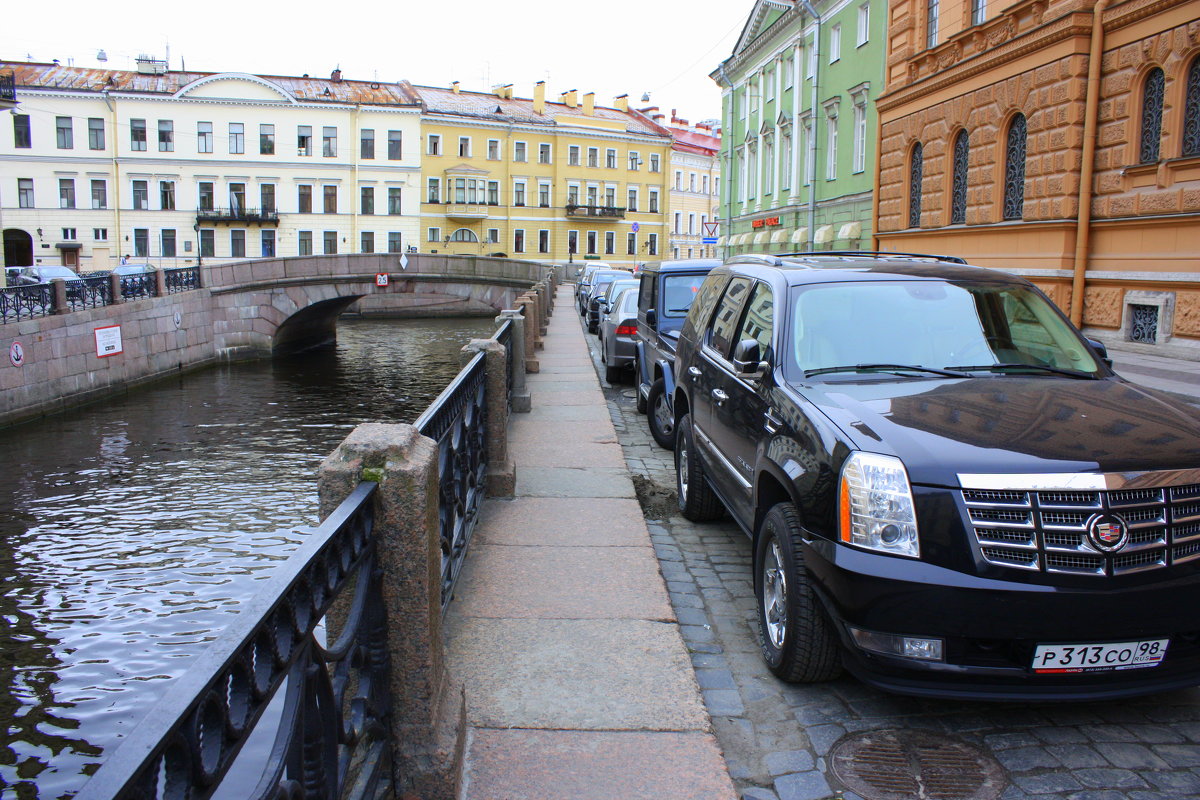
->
[516,403,612,422]
[507,419,624,468]
[463,729,736,800]
[476,497,650,547]
[515,466,635,498]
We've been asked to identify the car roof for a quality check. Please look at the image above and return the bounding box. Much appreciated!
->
[642,258,723,274]
[718,252,1028,287]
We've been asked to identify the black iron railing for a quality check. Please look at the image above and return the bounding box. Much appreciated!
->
[120,274,158,300]
[0,284,54,321]
[565,203,626,219]
[0,72,15,104]
[196,207,280,225]
[65,276,113,311]
[164,266,202,294]
[74,482,393,800]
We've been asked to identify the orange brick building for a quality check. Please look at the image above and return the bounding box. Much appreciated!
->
[876,0,1200,357]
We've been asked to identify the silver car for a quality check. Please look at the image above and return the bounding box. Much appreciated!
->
[599,286,640,384]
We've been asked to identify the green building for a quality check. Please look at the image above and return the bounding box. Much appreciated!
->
[711,0,885,253]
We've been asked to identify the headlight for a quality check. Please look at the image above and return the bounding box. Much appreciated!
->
[838,452,919,558]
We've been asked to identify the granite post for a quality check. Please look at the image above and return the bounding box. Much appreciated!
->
[317,424,465,800]
[154,268,168,297]
[50,278,68,313]
[515,297,539,372]
[108,273,123,304]
[460,339,516,496]
[495,309,531,413]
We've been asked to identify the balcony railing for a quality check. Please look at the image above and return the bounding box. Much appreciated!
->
[565,204,626,220]
[0,72,15,105]
[443,202,490,220]
[196,206,280,225]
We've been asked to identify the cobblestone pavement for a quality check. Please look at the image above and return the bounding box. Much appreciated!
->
[580,324,1200,800]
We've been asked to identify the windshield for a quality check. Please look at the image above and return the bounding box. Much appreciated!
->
[787,280,1101,379]
[661,274,708,319]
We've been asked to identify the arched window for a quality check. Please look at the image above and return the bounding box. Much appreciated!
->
[951,130,969,225]
[450,228,478,242]
[1003,114,1027,220]
[1140,67,1165,163]
[1184,56,1200,157]
[909,143,924,228]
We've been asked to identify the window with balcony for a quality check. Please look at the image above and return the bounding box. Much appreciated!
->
[57,116,73,149]
[261,124,275,155]
[605,187,616,207]
[261,184,276,214]
[133,180,148,210]
[91,179,107,209]
[229,123,244,154]
[361,186,375,215]
[159,120,174,152]
[59,178,75,209]
[229,183,246,214]
[567,184,580,205]
[160,180,175,210]
[14,115,31,149]
[198,122,213,153]
[199,182,214,211]
[131,119,147,151]
[323,126,337,157]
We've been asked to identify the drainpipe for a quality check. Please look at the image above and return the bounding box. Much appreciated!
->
[798,0,821,251]
[870,106,883,250]
[103,89,123,263]
[351,103,360,254]
[1070,0,1111,327]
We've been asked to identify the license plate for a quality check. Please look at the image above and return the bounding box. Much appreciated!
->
[1032,639,1169,673]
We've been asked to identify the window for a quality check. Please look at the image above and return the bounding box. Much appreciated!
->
[538,182,550,207]
[688,213,696,235]
[765,67,775,102]
[427,134,440,155]
[298,125,312,156]
[951,130,969,225]
[1003,115,1027,220]
[567,183,579,205]
[487,181,499,205]
[648,188,659,213]
[231,229,246,258]
[675,171,683,190]
[94,228,108,241]
[629,151,641,170]
[971,0,987,26]
[388,232,403,253]
[586,231,597,255]
[59,178,75,209]
[674,212,682,234]
[825,106,839,180]
[428,227,441,242]
[606,148,617,169]
[200,229,215,258]
[458,136,471,157]
[361,186,375,215]
[381,130,399,161]
[909,142,923,228]
[514,141,527,162]
[91,179,107,209]
[648,233,658,256]
[261,230,275,257]
[131,119,147,151]
[1185,56,1200,157]
[454,178,466,203]
[388,187,402,215]
[134,229,149,257]
[782,134,793,191]
[198,121,213,153]
[748,144,758,198]
[514,181,526,207]
[450,228,478,243]
[690,173,697,192]
[361,231,374,253]
[487,228,499,244]
[569,145,580,166]
[539,230,550,253]
[568,230,578,256]
[539,143,551,163]
[605,231,614,255]
[323,185,338,214]
[627,232,636,255]
[261,184,275,214]
[808,44,817,78]
[649,153,660,172]
[926,0,939,49]
[830,24,842,62]
[14,115,31,149]
[1140,68,1165,164]
[162,229,177,258]
[588,147,599,167]
[427,178,440,203]
[63,228,78,241]
[298,231,312,256]
[514,229,525,253]
[229,183,245,214]
[605,186,616,207]
[323,231,337,255]
[132,180,148,210]
[229,123,244,154]
[298,184,312,213]
[57,116,73,149]
[852,97,867,173]
[587,185,598,206]
[199,182,214,211]
[261,124,275,155]
[703,175,710,194]
[160,180,175,210]
[323,126,337,157]
[627,188,638,212]
[360,129,374,159]
[784,55,794,89]
[857,3,870,46]
[158,120,174,152]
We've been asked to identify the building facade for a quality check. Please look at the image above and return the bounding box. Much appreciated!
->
[652,110,722,260]
[877,0,1200,356]
[711,0,886,254]
[414,82,672,268]
[0,60,424,272]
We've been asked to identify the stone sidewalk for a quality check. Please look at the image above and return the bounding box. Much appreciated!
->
[445,286,737,800]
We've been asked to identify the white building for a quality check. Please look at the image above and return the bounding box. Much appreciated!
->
[0,60,423,271]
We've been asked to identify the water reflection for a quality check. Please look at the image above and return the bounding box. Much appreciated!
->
[0,316,495,797]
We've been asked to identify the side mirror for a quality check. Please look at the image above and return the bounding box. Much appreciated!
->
[1085,337,1113,369]
[732,339,768,379]
[645,309,657,327]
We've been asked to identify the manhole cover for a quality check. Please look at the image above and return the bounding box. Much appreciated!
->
[829,729,1006,800]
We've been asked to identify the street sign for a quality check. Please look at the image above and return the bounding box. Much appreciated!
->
[631,222,640,233]
[9,341,25,368]
[702,237,719,245]
[702,221,719,237]
[94,325,123,358]
[375,272,390,287]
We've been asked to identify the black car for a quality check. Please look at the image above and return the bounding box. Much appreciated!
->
[634,259,721,449]
[672,251,1200,700]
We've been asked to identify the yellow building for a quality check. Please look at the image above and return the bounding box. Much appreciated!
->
[413,82,673,267]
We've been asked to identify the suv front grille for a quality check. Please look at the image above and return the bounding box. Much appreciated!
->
[962,484,1200,576]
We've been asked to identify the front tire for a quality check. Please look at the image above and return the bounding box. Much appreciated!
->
[674,413,724,521]
[647,378,675,450]
[755,503,842,683]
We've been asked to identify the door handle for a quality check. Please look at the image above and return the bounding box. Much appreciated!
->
[712,388,728,406]
[688,366,702,381]
[764,410,784,434]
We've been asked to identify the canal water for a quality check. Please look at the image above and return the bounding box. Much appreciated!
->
[0,316,497,798]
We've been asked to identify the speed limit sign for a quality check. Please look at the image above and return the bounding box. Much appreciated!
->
[375,272,389,287]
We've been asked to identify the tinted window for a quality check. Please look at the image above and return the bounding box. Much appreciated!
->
[639,272,655,315]
[708,277,753,358]
[734,282,774,360]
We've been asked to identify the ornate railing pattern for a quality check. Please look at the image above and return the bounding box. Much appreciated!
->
[120,274,158,300]
[414,352,488,613]
[165,266,202,294]
[0,284,54,322]
[74,482,393,800]
[65,276,113,312]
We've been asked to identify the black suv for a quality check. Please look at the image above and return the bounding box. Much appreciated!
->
[672,252,1200,700]
[634,259,721,448]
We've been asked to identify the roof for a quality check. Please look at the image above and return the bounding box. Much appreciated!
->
[719,253,1023,286]
[1,61,422,107]
[670,128,721,156]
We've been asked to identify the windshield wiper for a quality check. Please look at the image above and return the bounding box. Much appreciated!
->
[805,363,962,378]
[944,363,1096,379]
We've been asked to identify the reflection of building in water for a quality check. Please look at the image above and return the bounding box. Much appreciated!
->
[886,380,1200,465]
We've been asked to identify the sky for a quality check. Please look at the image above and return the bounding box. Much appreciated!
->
[4,0,752,123]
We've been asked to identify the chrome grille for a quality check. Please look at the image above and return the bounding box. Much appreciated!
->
[964,482,1200,577]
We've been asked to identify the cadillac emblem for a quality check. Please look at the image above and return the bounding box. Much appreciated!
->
[1085,513,1129,553]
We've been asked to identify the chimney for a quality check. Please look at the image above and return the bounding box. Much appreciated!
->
[583,92,595,116]
[452,80,460,94]
[494,84,513,99]
[614,94,629,112]
[533,81,546,114]
[562,89,578,108]
[653,112,666,123]
[331,68,343,83]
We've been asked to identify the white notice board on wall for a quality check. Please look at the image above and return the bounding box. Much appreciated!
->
[94,325,123,358]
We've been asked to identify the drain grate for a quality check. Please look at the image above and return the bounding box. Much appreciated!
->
[829,729,1006,800]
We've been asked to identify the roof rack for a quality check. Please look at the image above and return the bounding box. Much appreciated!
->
[776,250,968,265]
